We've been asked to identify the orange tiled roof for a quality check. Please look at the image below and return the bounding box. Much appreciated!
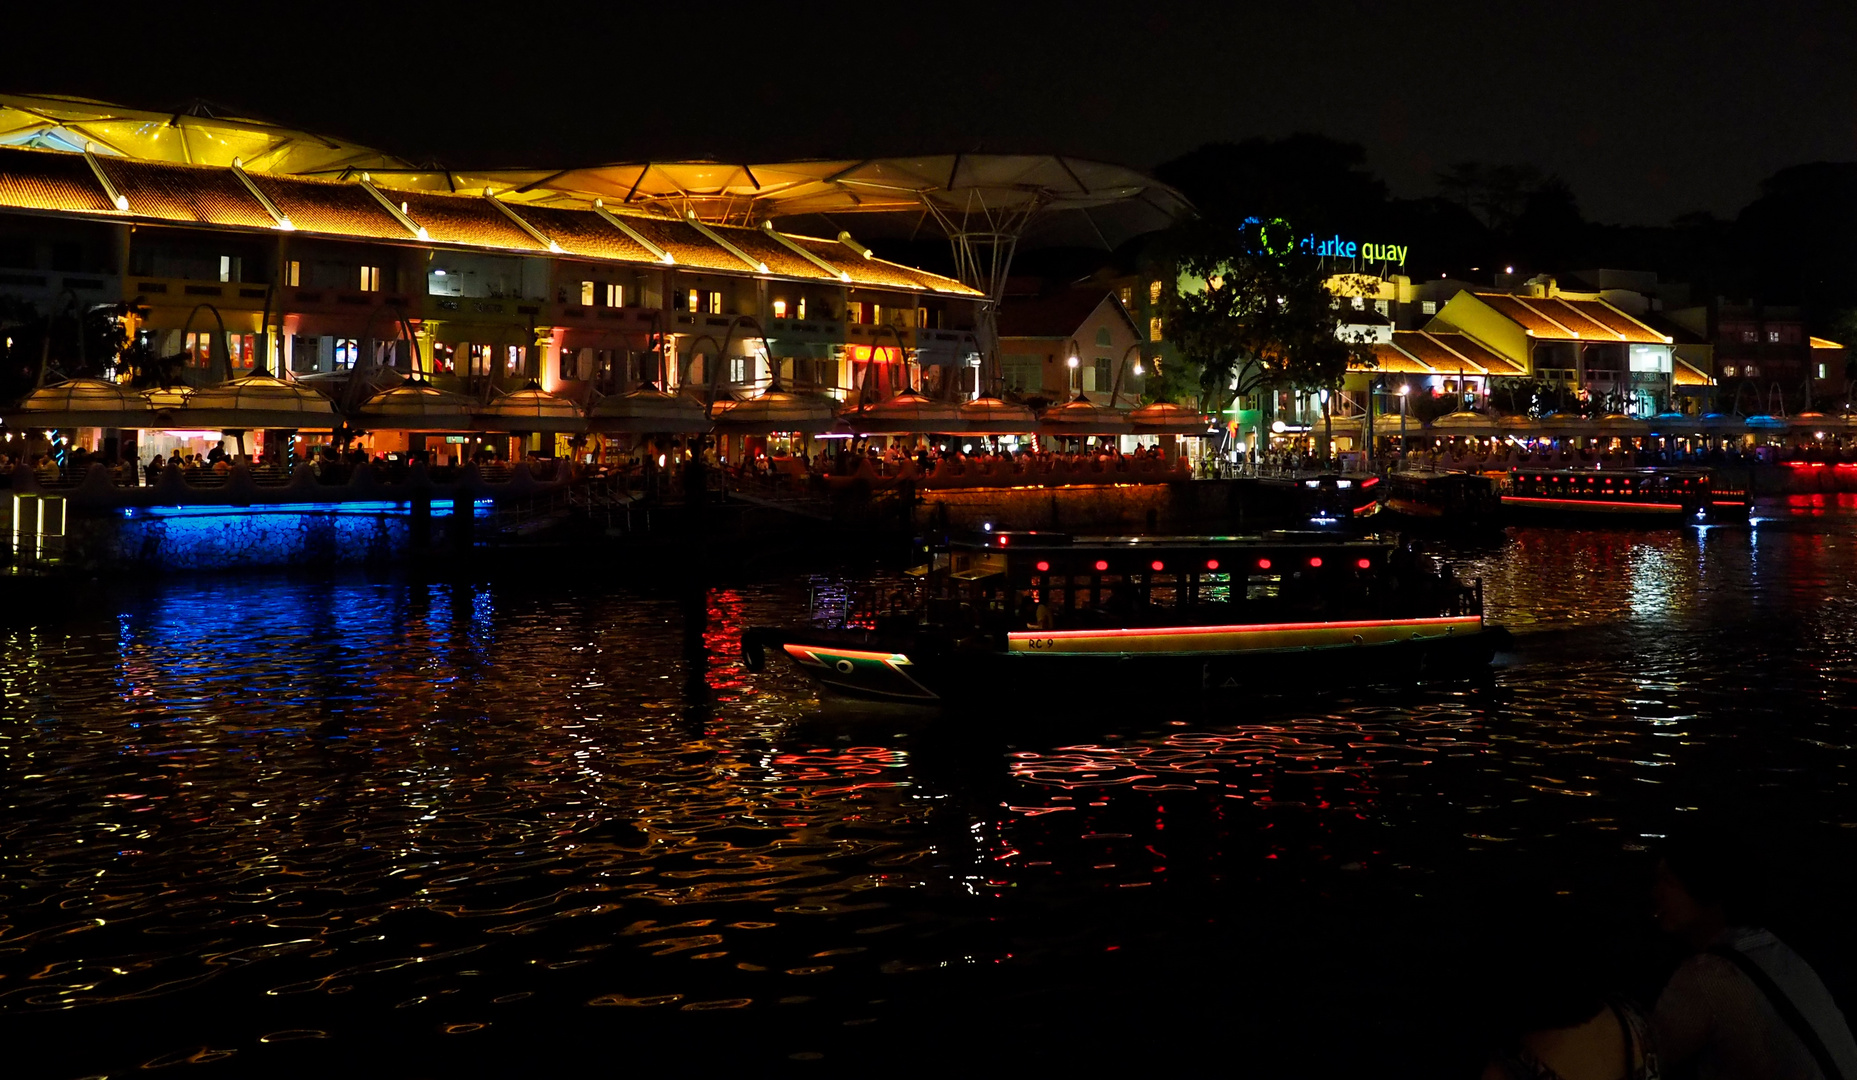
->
[1811,336,1846,350]
[0,146,117,214]
[398,190,543,251]
[250,172,409,239]
[1355,330,1525,376]
[96,156,276,229]
[514,204,661,264]
[1556,298,1666,343]
[1674,357,1713,386]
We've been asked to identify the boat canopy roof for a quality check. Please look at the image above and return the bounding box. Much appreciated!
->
[947,530,1393,553]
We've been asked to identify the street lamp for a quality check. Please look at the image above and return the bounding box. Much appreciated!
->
[1397,382,1410,456]
[1066,353,1080,395]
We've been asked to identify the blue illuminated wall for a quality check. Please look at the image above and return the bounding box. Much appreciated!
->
[65,502,480,571]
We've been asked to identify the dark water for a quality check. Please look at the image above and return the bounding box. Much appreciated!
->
[6,502,1857,1077]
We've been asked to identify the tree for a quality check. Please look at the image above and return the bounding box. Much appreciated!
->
[1155,218,1377,462]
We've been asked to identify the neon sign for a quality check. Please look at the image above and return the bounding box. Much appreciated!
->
[1300,235,1408,266]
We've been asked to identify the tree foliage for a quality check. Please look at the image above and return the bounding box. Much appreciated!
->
[1154,217,1377,421]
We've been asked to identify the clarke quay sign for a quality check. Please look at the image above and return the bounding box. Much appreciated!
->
[1300,235,1408,267]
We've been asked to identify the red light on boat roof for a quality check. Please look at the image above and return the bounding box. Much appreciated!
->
[1094,559,1109,572]
[1257,558,1272,570]
[997,535,1009,545]
[1206,559,1220,570]
[1309,556,1323,568]
[1035,560,1050,572]
[1356,558,1371,569]
[1150,560,1165,572]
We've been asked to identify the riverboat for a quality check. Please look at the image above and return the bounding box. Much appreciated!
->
[1502,468,1749,524]
[1379,468,1502,526]
[742,531,1502,705]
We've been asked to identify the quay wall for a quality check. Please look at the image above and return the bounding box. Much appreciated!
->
[913,481,1274,534]
[61,505,439,571]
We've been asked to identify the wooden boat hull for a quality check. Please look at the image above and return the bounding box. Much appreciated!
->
[744,616,1501,705]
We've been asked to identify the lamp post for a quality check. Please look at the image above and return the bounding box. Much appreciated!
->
[1066,352,1080,396]
[1397,382,1410,460]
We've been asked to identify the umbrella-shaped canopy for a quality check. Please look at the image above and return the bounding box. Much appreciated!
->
[1429,410,1496,431]
[1594,413,1649,433]
[473,385,587,433]
[159,374,336,429]
[1040,395,1133,436]
[355,382,478,430]
[141,385,194,411]
[1788,411,1839,430]
[1647,411,1700,433]
[6,378,149,428]
[957,395,1038,434]
[1745,414,1788,431]
[1698,412,1742,430]
[710,388,839,435]
[588,388,712,434]
[1534,411,1597,434]
[1128,401,1214,435]
[851,390,965,435]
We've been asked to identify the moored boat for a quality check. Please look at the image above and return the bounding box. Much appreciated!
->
[1502,467,1749,524]
[743,531,1502,705]
[1379,468,1502,526]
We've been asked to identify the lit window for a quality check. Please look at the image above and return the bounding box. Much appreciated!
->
[1421,300,1437,315]
[286,260,301,287]
[847,301,864,324]
[773,299,788,319]
[1119,285,1133,307]
[796,296,807,320]
[1741,330,1757,342]
[1721,365,1735,376]
[359,265,380,292]
[468,344,495,377]
[580,281,595,306]
[872,304,884,325]
[1819,363,1828,380]
[1374,300,1389,315]
[505,345,526,375]
[917,306,930,328]
[1769,330,1781,343]
[605,283,622,307]
[1149,316,1163,342]
[219,255,233,283]
[687,288,699,311]
[334,337,359,369]
[1351,296,1365,310]
[1149,280,1162,304]
[430,342,455,375]
[706,291,722,315]
[1745,364,1759,378]
[728,355,747,383]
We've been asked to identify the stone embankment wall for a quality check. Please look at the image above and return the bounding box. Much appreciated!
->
[914,481,1261,534]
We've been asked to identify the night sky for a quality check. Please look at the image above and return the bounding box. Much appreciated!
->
[10,1,1855,225]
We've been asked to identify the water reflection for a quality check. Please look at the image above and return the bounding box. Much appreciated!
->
[4,514,1857,1072]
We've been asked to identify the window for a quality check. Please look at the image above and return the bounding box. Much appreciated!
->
[559,346,578,381]
[333,337,359,369]
[605,282,623,307]
[505,344,526,376]
[728,355,747,383]
[1819,363,1829,380]
[1768,330,1781,343]
[1350,296,1365,310]
[847,301,864,324]
[1741,330,1757,343]
[1374,300,1389,315]
[1722,364,1736,377]
[1421,300,1437,315]
[1118,285,1133,307]
[917,306,931,328]
[286,260,301,287]
[580,281,595,306]
[1087,357,1113,392]
[431,342,455,375]
[796,296,807,320]
[359,265,381,292]
[1149,280,1162,305]
[218,255,235,283]
[1745,364,1760,378]
[686,288,699,311]
[773,299,788,319]
[1149,316,1164,343]
[468,344,494,377]
[1001,354,1043,393]
[707,290,722,315]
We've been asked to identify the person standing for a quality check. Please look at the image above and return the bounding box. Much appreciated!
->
[1651,835,1857,1079]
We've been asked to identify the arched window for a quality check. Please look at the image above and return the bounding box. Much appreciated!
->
[1094,327,1113,347]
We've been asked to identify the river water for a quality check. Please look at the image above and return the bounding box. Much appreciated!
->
[5,502,1857,1076]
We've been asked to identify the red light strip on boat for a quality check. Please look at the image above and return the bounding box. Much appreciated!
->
[1008,614,1477,643]
[1503,496,1684,511]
